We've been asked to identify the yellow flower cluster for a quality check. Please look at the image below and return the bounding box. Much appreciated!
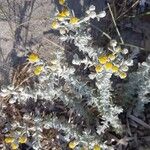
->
[56,7,70,21]
[52,7,70,29]
[51,1,79,30]
[95,53,127,79]
[27,53,44,76]
[5,136,27,150]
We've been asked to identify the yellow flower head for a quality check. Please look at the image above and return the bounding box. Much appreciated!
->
[95,65,103,73]
[98,55,108,64]
[104,62,113,71]
[28,53,39,63]
[51,20,59,29]
[119,71,127,79]
[68,140,78,149]
[59,0,65,5]
[61,7,70,17]
[93,144,102,150]
[11,143,19,150]
[18,136,27,144]
[69,17,79,25]
[4,137,15,143]
[111,65,119,73]
[34,66,43,75]
[56,8,69,21]
[108,53,116,61]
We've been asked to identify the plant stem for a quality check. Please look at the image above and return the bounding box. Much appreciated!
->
[107,3,124,44]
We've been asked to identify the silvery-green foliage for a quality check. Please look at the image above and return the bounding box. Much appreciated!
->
[0,3,132,149]
[32,117,43,150]
[134,56,150,114]
[72,54,94,69]
[121,55,150,115]
[59,75,95,120]
[43,115,114,150]
[73,29,101,60]
[90,73,123,132]
[65,75,93,98]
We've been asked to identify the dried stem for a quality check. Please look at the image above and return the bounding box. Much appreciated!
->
[116,0,139,20]
[120,43,144,50]
[107,3,124,44]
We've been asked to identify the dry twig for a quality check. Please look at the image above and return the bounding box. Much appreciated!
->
[107,3,124,44]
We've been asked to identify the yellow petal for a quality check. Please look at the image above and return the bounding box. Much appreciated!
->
[93,144,102,150]
[34,66,43,75]
[104,62,113,71]
[98,55,108,64]
[69,17,79,25]
[11,143,19,150]
[28,53,39,63]
[4,137,15,143]
[51,20,59,29]
[68,140,78,149]
[95,65,103,73]
[18,136,27,143]
[59,0,65,5]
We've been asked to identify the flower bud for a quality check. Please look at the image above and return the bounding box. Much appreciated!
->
[89,5,95,11]
[98,11,106,18]
[122,48,128,54]
[110,40,117,47]
[59,28,66,35]
[120,65,129,72]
